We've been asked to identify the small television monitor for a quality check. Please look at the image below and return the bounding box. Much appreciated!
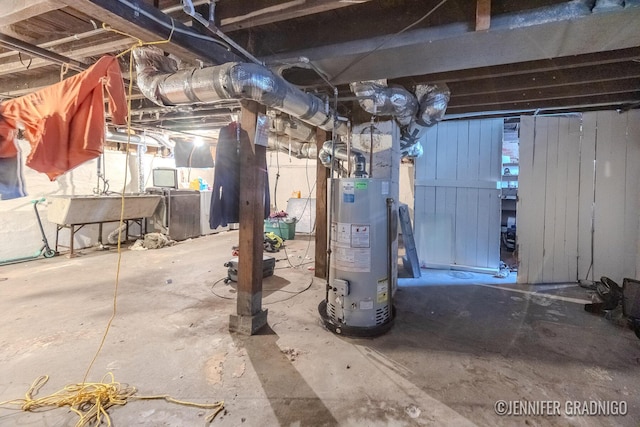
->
[152,168,178,189]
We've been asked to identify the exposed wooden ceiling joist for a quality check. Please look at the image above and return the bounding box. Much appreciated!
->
[0,38,133,76]
[451,78,640,109]
[447,63,640,98]
[59,0,241,65]
[393,47,640,87]
[219,0,372,32]
[1,0,639,132]
[266,6,640,85]
[447,93,640,116]
[0,0,64,27]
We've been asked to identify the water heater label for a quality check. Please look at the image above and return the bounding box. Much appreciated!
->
[342,182,355,203]
[382,181,389,195]
[351,224,370,248]
[359,300,374,310]
[331,245,371,272]
[334,222,351,245]
[355,182,368,190]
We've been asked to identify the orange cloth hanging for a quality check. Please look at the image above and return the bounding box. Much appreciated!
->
[0,55,127,180]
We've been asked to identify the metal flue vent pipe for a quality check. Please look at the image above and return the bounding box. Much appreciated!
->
[318,140,367,177]
[132,46,347,135]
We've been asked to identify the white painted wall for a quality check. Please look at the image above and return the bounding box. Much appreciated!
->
[266,151,317,214]
[0,140,175,261]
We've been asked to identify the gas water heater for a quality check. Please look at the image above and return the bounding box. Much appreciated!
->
[319,178,396,336]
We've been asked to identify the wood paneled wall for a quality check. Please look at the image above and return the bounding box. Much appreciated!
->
[518,110,640,284]
[414,119,503,271]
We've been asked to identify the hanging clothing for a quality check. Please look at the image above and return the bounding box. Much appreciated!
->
[0,154,26,200]
[209,122,270,229]
[0,55,127,181]
[0,120,25,200]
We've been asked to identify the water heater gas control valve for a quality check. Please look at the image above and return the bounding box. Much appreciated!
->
[332,279,350,297]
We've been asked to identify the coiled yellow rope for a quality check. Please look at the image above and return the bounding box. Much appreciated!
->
[0,26,225,426]
[0,374,224,426]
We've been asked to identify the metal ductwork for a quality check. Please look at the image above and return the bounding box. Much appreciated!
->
[268,137,318,159]
[133,46,347,135]
[105,130,174,149]
[415,84,450,127]
[395,83,451,158]
[318,140,367,177]
[349,80,418,127]
[284,118,317,143]
[269,115,317,143]
[349,81,450,158]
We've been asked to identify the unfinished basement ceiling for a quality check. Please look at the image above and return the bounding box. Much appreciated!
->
[0,0,639,138]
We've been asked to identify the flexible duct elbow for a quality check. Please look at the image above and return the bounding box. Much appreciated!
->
[350,80,418,127]
[318,140,367,177]
[415,83,450,127]
[318,143,333,166]
[398,83,450,158]
[133,46,347,135]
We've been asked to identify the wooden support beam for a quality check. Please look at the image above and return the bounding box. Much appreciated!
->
[476,0,491,31]
[314,128,329,280]
[229,100,268,335]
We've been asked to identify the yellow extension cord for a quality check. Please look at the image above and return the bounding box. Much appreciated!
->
[0,26,224,426]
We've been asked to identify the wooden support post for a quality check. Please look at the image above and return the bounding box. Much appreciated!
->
[229,100,268,335]
[475,0,491,31]
[314,128,329,280]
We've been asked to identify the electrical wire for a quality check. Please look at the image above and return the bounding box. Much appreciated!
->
[210,277,235,300]
[210,276,314,304]
[267,123,317,270]
[264,277,314,304]
[330,0,449,83]
[115,0,231,50]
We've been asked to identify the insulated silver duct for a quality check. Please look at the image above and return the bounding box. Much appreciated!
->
[349,81,449,158]
[105,130,175,149]
[397,83,450,157]
[318,140,367,177]
[132,46,347,135]
[284,118,316,143]
[268,137,318,159]
[415,83,450,127]
[349,80,418,127]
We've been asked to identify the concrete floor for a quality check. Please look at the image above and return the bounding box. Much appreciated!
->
[0,232,638,426]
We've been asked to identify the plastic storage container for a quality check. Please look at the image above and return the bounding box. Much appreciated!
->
[264,218,296,240]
